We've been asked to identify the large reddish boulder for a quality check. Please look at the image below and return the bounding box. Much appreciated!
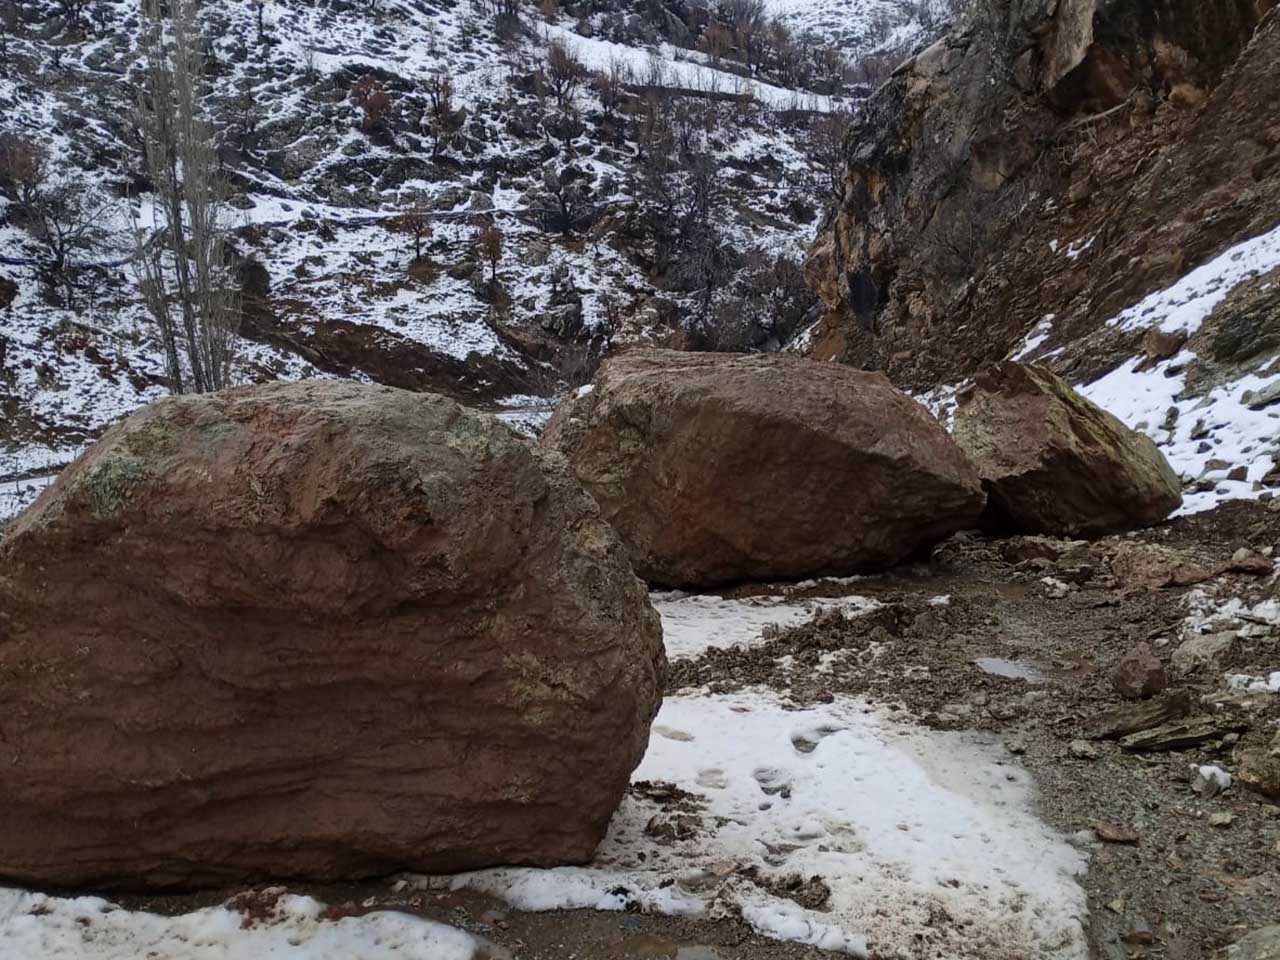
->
[952,362,1182,536]
[0,381,665,890]
[541,349,986,587]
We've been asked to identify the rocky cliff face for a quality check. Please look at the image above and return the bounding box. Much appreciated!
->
[806,0,1280,392]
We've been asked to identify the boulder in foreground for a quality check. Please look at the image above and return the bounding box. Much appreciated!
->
[0,381,665,889]
[953,363,1182,537]
[542,349,986,587]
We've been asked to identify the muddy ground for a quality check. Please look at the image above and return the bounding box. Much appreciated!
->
[110,500,1280,959]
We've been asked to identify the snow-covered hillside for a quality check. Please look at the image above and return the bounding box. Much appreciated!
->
[2,0,940,489]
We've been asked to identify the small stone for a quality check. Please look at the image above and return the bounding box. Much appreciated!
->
[1172,632,1238,675]
[1122,917,1155,945]
[1111,642,1168,700]
[1208,811,1235,828]
[1245,379,1280,411]
[1091,820,1140,844]
[1106,897,1126,914]
[1225,548,1273,575]
[1005,738,1028,755]
[1042,576,1073,599]
[1227,466,1249,482]
[989,702,1021,721]
[1071,739,1101,760]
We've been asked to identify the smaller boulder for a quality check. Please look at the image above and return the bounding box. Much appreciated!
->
[953,363,1182,536]
[1106,541,1215,590]
[1111,643,1167,700]
[1171,632,1238,675]
[1236,732,1280,800]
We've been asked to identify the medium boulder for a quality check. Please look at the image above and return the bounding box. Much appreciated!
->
[0,381,665,889]
[541,349,985,587]
[953,363,1182,536]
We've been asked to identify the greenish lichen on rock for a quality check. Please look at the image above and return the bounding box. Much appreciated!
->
[73,457,150,518]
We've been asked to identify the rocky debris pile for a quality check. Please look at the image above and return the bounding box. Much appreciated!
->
[952,362,1183,535]
[0,381,665,890]
[543,349,986,587]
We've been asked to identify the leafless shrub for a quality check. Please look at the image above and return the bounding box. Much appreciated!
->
[477,223,504,282]
[545,39,584,110]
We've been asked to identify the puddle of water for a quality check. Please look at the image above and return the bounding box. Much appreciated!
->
[973,657,1048,682]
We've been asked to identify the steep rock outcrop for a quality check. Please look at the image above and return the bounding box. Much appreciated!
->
[0,381,665,889]
[953,362,1182,534]
[806,0,1279,390]
[542,349,985,587]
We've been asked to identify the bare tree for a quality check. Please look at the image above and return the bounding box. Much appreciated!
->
[1,135,109,306]
[0,135,48,209]
[809,107,854,197]
[56,0,89,32]
[29,182,112,306]
[133,0,239,395]
[426,73,457,158]
[545,39,584,111]
[386,199,433,263]
[252,0,267,43]
[478,223,503,282]
[593,58,628,126]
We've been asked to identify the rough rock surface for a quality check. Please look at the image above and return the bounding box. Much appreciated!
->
[953,363,1182,535]
[1236,732,1280,799]
[805,0,1279,390]
[0,381,665,890]
[541,349,985,587]
[1111,643,1167,700]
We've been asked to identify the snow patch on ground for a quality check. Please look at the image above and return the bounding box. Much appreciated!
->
[0,889,481,960]
[0,474,55,524]
[1226,672,1280,693]
[1078,355,1278,515]
[1107,223,1280,335]
[406,593,1090,958]
[431,689,1088,958]
[1010,314,1058,362]
[651,591,881,658]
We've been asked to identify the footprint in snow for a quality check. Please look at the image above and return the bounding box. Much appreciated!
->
[752,766,792,797]
[653,725,695,742]
[696,768,729,789]
[790,724,844,755]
